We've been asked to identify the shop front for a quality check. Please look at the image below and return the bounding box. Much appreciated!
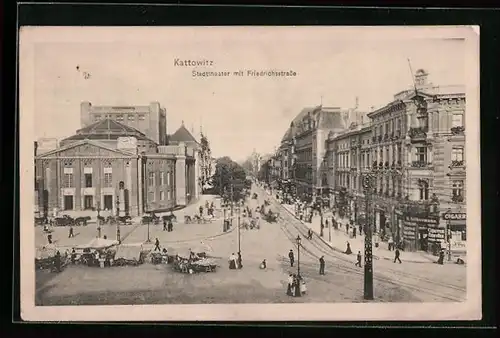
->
[402,215,440,252]
[443,211,467,259]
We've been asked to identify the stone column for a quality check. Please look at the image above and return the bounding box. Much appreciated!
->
[137,158,143,216]
[175,155,187,206]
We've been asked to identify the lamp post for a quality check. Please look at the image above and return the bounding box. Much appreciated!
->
[236,203,242,269]
[145,213,151,243]
[116,195,121,243]
[296,235,302,278]
[96,201,101,238]
[362,174,374,300]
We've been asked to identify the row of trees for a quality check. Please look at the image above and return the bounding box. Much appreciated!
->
[199,133,213,191]
[210,156,251,203]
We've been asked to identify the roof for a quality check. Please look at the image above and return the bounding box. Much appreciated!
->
[63,118,153,142]
[35,139,138,158]
[169,124,198,143]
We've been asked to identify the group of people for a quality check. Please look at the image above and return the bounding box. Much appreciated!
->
[162,219,174,232]
[200,201,216,217]
[286,273,307,297]
[228,252,243,269]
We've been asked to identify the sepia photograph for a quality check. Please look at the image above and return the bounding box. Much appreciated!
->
[19,26,481,321]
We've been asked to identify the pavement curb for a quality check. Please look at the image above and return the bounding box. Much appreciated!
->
[264,190,436,264]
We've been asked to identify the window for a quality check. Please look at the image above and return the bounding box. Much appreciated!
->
[104,173,113,187]
[416,146,427,162]
[452,180,464,197]
[160,171,165,185]
[160,191,165,201]
[63,173,74,188]
[167,171,171,186]
[116,114,124,121]
[148,191,155,202]
[451,147,464,161]
[418,180,429,200]
[148,172,155,186]
[84,173,93,188]
[138,114,146,121]
[128,115,135,121]
[167,190,172,200]
[452,114,463,128]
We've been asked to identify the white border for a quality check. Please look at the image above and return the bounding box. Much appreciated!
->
[19,26,481,321]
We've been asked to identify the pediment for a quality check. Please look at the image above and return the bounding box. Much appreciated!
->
[36,140,136,158]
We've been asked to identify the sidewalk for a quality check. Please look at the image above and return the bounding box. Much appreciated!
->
[273,193,438,264]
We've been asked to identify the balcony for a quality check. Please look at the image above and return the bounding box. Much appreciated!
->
[450,126,465,135]
[372,161,378,169]
[450,160,465,167]
[452,194,464,203]
[408,127,427,142]
[384,161,390,169]
[411,161,432,168]
[378,161,384,169]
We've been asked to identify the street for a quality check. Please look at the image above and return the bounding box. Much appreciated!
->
[35,183,465,305]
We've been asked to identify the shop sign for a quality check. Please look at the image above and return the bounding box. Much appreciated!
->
[428,228,446,243]
[404,216,439,225]
[443,212,466,221]
[450,239,467,252]
[403,220,417,240]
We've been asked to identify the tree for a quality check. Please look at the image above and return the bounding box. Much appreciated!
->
[199,133,212,191]
[210,156,247,202]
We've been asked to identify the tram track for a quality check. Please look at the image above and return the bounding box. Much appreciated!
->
[256,186,466,302]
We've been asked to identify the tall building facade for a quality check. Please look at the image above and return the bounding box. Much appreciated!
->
[323,69,466,253]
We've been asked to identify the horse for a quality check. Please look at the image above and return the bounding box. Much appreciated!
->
[75,216,91,226]
[162,214,177,223]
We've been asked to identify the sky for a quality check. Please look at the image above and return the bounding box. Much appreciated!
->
[22,26,471,163]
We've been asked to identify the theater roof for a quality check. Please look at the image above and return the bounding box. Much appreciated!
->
[62,118,153,142]
[169,123,198,143]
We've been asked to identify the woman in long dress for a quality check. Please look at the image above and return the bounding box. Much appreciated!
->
[228,253,237,269]
[286,274,293,296]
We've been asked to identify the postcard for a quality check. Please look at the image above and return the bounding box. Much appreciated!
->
[19,25,481,321]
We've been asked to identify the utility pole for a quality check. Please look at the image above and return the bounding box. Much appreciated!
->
[362,174,374,300]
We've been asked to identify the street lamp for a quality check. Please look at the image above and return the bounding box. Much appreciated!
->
[96,201,101,238]
[296,235,302,277]
[116,195,121,243]
[236,204,242,269]
[362,174,375,300]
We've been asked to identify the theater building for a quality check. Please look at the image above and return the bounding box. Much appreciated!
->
[34,117,199,217]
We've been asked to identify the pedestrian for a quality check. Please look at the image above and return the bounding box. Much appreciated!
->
[68,225,74,238]
[154,237,161,251]
[319,255,325,275]
[437,249,445,265]
[352,226,357,238]
[163,220,167,231]
[199,206,203,217]
[359,224,363,236]
[168,220,173,232]
[300,276,307,295]
[54,250,62,272]
[325,219,329,230]
[388,236,394,251]
[47,233,52,244]
[70,248,76,264]
[293,275,301,297]
[394,248,402,263]
[237,251,243,269]
[345,223,349,234]
[320,222,324,237]
[286,274,294,296]
[345,241,352,255]
[260,259,267,269]
[355,251,362,267]
[288,249,295,267]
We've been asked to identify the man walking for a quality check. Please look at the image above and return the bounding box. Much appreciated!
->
[199,206,204,217]
[319,255,325,275]
[163,220,167,231]
[394,248,402,264]
[288,249,295,267]
[68,225,74,238]
[154,237,161,251]
[355,251,362,267]
[168,219,173,232]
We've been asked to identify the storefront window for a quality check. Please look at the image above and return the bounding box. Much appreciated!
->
[418,180,429,200]
[452,180,464,197]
